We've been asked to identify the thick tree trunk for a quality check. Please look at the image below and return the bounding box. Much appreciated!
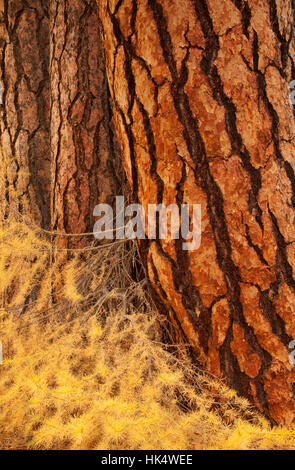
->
[0,0,121,242]
[0,0,51,227]
[99,0,295,424]
[50,0,121,249]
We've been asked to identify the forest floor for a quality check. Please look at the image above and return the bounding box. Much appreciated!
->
[0,434,26,450]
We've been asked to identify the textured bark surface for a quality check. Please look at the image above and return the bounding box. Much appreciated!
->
[99,0,295,424]
[0,0,51,227]
[50,0,121,248]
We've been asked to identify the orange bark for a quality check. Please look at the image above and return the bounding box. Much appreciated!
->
[98,0,295,424]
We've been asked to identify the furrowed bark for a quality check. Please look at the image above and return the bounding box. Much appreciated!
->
[98,0,295,424]
[0,0,51,227]
[50,0,121,249]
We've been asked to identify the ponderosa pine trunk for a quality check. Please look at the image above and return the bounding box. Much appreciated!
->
[50,0,122,249]
[0,0,121,243]
[98,0,295,424]
[0,0,51,227]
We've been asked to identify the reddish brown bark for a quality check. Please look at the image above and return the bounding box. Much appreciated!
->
[50,0,121,248]
[98,0,295,424]
[0,0,51,227]
[0,0,121,244]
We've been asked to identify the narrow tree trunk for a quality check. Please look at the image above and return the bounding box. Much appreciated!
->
[50,0,121,249]
[99,0,295,424]
[0,0,51,227]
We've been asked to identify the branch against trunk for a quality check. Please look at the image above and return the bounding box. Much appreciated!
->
[0,0,51,227]
[50,0,122,249]
[98,0,295,424]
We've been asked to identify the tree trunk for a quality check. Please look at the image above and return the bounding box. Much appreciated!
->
[50,0,121,249]
[0,0,51,228]
[0,0,122,242]
[98,0,295,424]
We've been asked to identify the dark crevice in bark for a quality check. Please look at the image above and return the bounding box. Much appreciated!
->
[268,0,289,73]
[150,253,168,301]
[259,288,293,346]
[154,239,209,351]
[231,0,251,39]
[136,98,164,204]
[252,30,295,212]
[107,1,139,201]
[268,205,295,293]
[175,159,212,354]
[244,223,268,266]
